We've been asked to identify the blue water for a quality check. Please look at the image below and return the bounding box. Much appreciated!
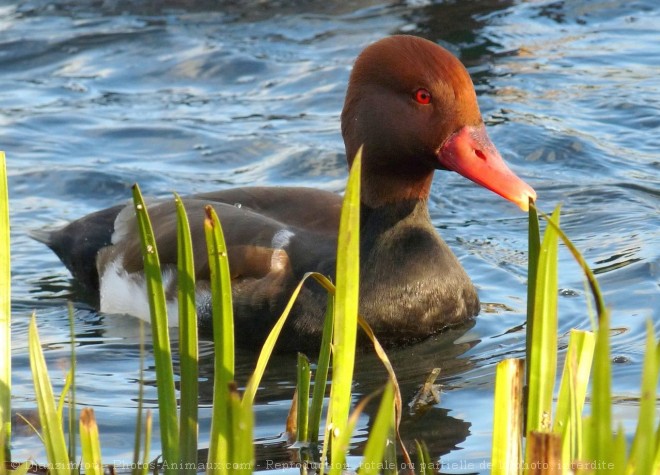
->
[2,0,658,472]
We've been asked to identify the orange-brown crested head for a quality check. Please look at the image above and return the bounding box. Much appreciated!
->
[341,35,536,210]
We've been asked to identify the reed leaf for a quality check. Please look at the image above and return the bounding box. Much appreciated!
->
[554,330,594,464]
[242,272,334,408]
[329,149,361,475]
[308,296,334,443]
[204,206,234,474]
[654,426,660,475]
[526,200,540,389]
[0,425,5,475]
[590,309,613,469]
[79,408,102,475]
[535,207,606,322]
[0,152,10,456]
[56,370,73,423]
[491,358,524,475]
[526,205,560,436]
[333,388,379,474]
[296,354,311,443]
[356,314,410,465]
[66,304,76,463]
[319,397,332,475]
[132,185,179,470]
[228,384,253,475]
[175,194,199,473]
[382,422,397,475]
[414,440,433,475]
[28,314,70,475]
[626,320,658,474]
[359,382,395,475]
[580,415,593,469]
[203,206,234,375]
[611,425,626,475]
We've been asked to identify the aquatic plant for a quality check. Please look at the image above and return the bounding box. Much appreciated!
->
[1,148,658,475]
[490,203,660,474]
[0,152,10,463]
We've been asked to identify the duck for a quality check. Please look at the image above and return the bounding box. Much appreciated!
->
[35,35,536,351]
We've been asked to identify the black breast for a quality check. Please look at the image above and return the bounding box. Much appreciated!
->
[358,200,479,343]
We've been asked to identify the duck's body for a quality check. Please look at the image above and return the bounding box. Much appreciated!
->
[36,35,536,351]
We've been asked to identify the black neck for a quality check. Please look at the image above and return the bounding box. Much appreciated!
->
[359,199,431,250]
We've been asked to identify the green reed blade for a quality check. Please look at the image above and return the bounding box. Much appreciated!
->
[612,424,626,475]
[655,348,660,473]
[526,205,560,436]
[526,201,540,389]
[28,314,71,475]
[0,152,10,455]
[383,422,397,475]
[203,206,234,475]
[535,207,606,324]
[491,359,524,475]
[581,414,593,465]
[359,382,395,475]
[57,370,73,423]
[132,185,179,470]
[329,148,361,475]
[654,419,660,475]
[308,295,334,443]
[67,303,76,464]
[319,396,332,475]
[554,330,594,464]
[228,383,253,475]
[590,309,613,469]
[414,440,433,475]
[242,271,333,408]
[296,353,311,443]
[0,429,4,475]
[175,194,199,473]
[58,367,76,472]
[79,408,102,475]
[203,206,234,376]
[627,320,658,474]
[333,387,380,473]
[356,314,411,466]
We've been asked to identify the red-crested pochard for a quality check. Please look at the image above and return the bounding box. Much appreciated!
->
[35,35,536,351]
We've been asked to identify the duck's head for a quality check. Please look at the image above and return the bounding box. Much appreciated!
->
[341,35,536,210]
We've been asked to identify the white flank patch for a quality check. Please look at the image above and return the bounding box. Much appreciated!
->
[270,229,294,272]
[100,259,180,326]
[271,228,294,249]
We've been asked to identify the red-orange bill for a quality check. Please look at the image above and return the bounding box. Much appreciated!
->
[438,123,537,211]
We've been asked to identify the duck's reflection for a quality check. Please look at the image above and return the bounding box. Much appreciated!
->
[193,318,478,470]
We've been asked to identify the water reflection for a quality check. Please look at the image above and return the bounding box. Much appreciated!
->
[199,319,478,464]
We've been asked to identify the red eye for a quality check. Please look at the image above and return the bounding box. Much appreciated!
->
[414,88,432,105]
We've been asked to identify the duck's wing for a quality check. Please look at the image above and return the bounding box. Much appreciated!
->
[194,186,342,233]
[34,188,342,294]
